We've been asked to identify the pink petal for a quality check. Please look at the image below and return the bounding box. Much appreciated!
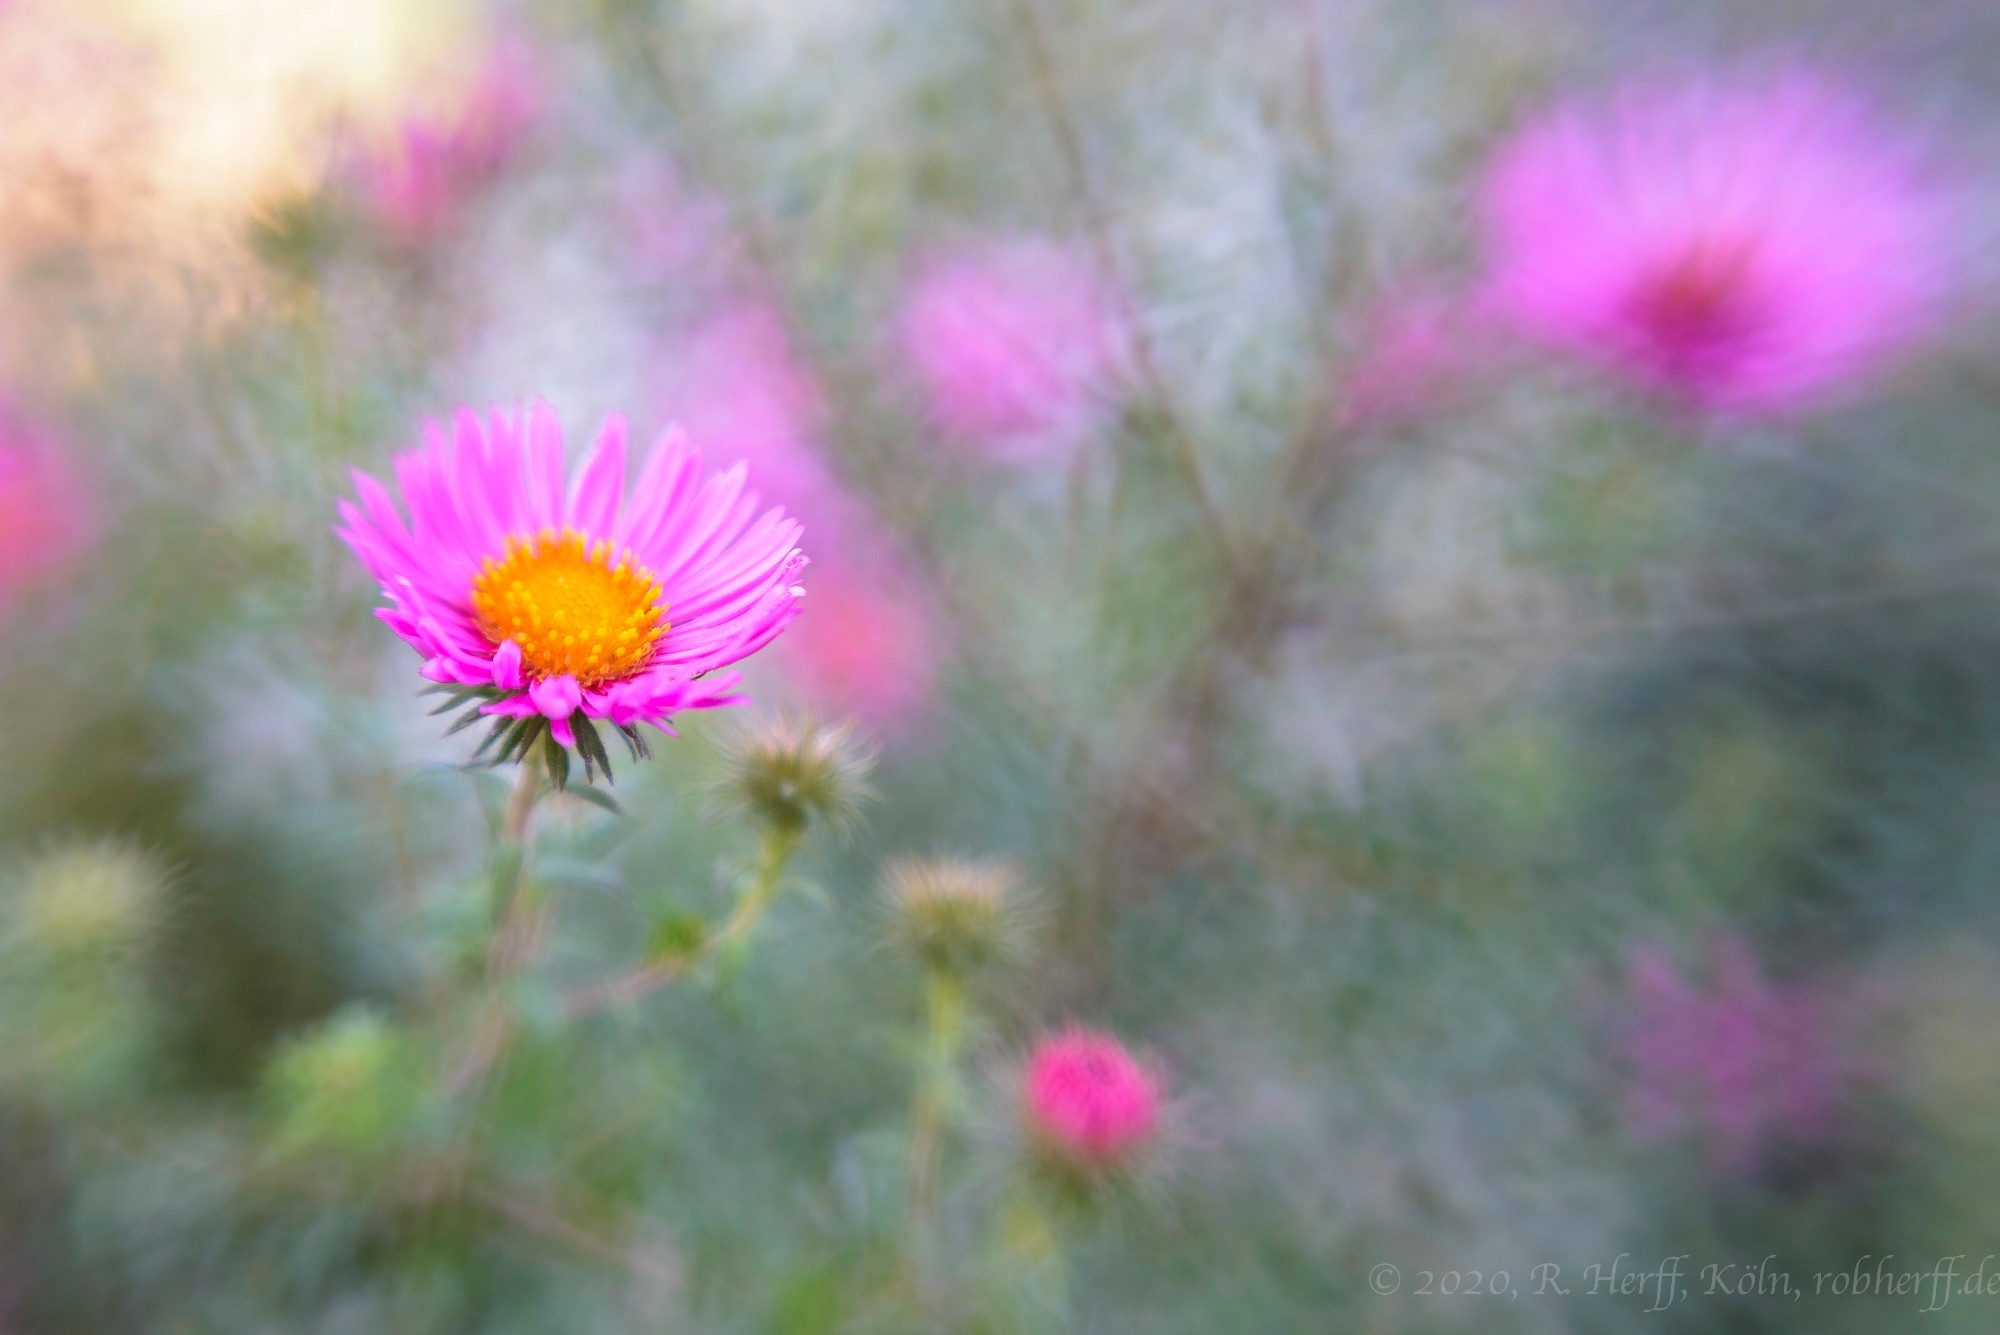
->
[529,674,583,722]
[491,638,524,689]
[567,415,628,539]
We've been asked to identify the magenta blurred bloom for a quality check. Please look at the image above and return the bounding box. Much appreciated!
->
[612,165,734,285]
[658,306,945,730]
[0,409,90,612]
[359,41,542,244]
[336,404,806,755]
[1478,71,1951,415]
[1620,934,1866,1176]
[655,305,827,505]
[897,239,1125,455]
[1339,287,1498,426]
[1023,1027,1162,1170]
[776,561,937,731]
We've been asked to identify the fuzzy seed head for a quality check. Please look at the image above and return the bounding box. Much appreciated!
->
[881,855,1027,975]
[14,840,167,959]
[263,1008,424,1161]
[717,714,875,833]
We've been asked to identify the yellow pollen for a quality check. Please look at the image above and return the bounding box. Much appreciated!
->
[469,528,668,688]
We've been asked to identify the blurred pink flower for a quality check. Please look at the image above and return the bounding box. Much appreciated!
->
[1620,934,1869,1176]
[0,409,91,612]
[1478,71,1951,415]
[609,164,735,285]
[358,40,542,244]
[658,305,946,729]
[774,561,937,730]
[1339,287,1498,426]
[897,239,1125,456]
[336,403,806,749]
[1022,1027,1162,1169]
[655,305,828,509]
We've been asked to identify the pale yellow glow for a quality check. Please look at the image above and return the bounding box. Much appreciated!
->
[0,0,483,377]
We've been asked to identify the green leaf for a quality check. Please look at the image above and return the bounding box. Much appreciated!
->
[770,1263,846,1335]
[645,909,707,963]
[462,769,510,833]
[567,783,622,817]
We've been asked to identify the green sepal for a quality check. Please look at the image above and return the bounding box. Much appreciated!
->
[471,714,517,761]
[614,723,653,762]
[428,685,495,716]
[570,713,614,785]
[493,715,546,767]
[441,705,491,739]
[541,733,572,790]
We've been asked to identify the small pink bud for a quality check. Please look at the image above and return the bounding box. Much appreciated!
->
[1022,1027,1161,1169]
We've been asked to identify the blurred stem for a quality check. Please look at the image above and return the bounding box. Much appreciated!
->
[504,755,548,846]
[562,819,803,1017]
[448,757,552,1096]
[470,1180,683,1292]
[712,821,802,983]
[995,1185,1069,1315]
[906,967,966,1259]
[1007,0,1239,582]
[489,754,551,971]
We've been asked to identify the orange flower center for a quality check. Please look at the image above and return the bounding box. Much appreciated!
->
[470,528,668,688]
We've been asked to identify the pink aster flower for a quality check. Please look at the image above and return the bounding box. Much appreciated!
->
[897,239,1126,457]
[359,40,543,244]
[1022,1027,1162,1170]
[336,403,806,755]
[1477,70,1951,415]
[0,407,91,613]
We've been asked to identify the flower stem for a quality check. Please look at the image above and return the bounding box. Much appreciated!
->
[489,755,551,971]
[504,751,549,846]
[906,967,966,1264]
[712,821,802,983]
[563,818,805,1017]
[450,758,552,1095]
